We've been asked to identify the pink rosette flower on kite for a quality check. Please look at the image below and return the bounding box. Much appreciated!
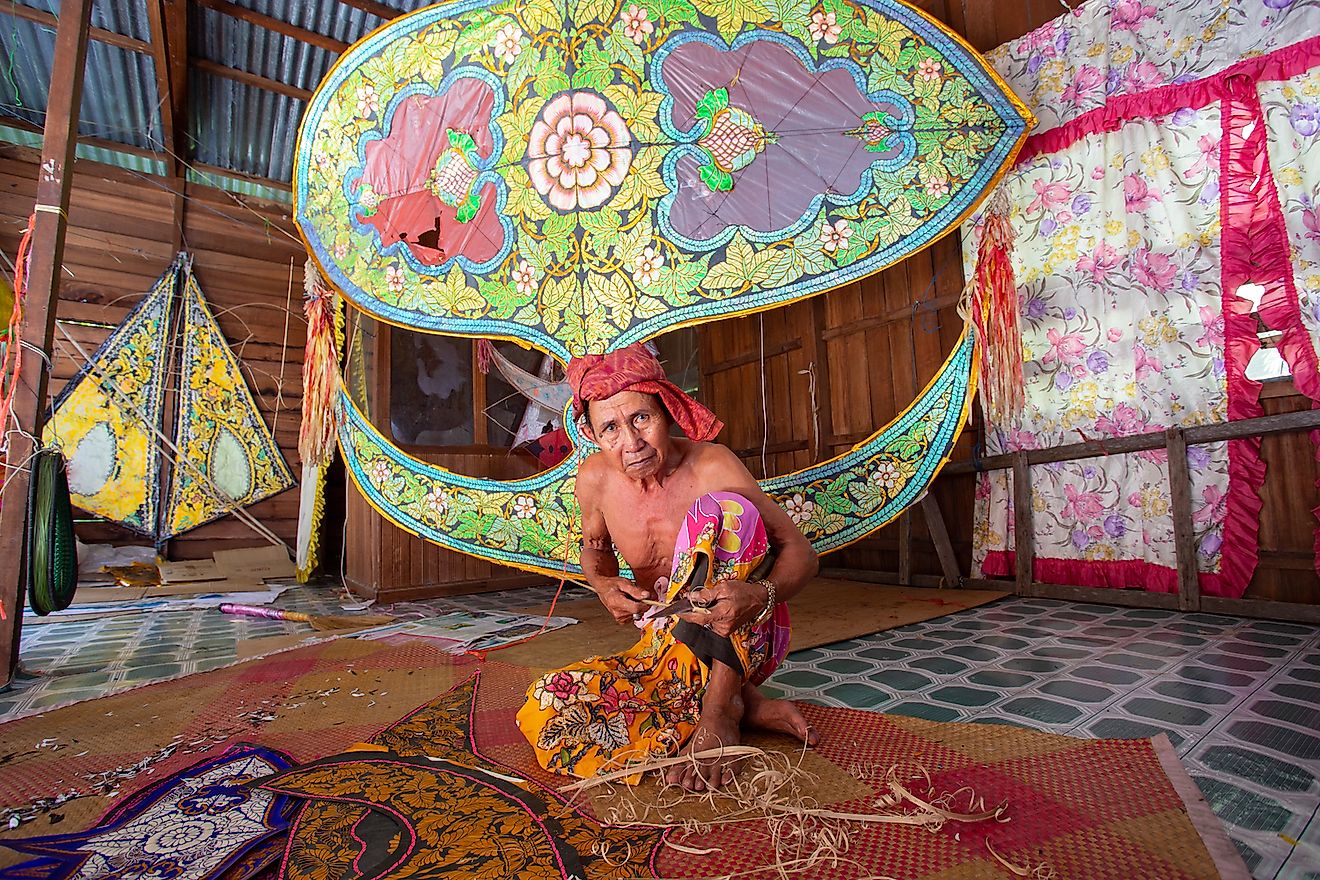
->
[527,92,632,210]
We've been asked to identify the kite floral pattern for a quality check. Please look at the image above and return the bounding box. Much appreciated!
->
[338,328,974,577]
[0,745,297,880]
[296,0,1031,358]
[165,273,296,537]
[269,675,665,880]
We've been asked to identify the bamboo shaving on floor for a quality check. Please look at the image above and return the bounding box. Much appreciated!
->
[551,742,1057,880]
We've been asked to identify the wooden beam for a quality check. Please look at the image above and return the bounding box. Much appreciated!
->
[189,161,293,193]
[920,494,963,588]
[1201,597,1320,625]
[335,0,406,21]
[145,0,187,250]
[194,0,350,53]
[1012,452,1033,597]
[0,4,311,107]
[704,339,801,375]
[0,0,94,686]
[1165,428,1201,612]
[945,407,1320,474]
[963,576,1320,623]
[819,292,961,341]
[0,114,164,162]
[192,59,313,101]
[0,2,151,54]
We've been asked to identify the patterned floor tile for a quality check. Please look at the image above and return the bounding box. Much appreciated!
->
[4,587,1319,879]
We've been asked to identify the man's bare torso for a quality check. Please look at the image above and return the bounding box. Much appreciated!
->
[587,438,714,589]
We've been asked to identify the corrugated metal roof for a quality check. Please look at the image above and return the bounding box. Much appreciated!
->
[14,0,154,43]
[0,16,161,151]
[0,0,437,186]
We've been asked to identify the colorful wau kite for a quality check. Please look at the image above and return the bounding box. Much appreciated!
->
[295,0,1032,575]
[44,257,296,541]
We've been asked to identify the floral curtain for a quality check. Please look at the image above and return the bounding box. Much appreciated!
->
[966,0,1320,598]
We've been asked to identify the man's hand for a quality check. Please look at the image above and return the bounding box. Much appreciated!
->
[594,577,653,625]
[677,579,768,637]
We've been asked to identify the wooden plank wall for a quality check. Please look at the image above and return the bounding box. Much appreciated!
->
[1252,389,1320,603]
[0,145,305,560]
[699,233,977,580]
[345,449,546,602]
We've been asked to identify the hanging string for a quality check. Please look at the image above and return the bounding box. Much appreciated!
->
[0,212,34,454]
[759,313,768,477]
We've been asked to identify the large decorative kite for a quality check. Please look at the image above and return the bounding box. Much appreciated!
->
[295,0,1031,575]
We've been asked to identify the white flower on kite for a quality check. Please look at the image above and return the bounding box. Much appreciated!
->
[512,259,538,296]
[917,58,942,82]
[925,176,950,199]
[809,9,841,44]
[355,83,379,117]
[621,5,655,44]
[333,243,350,261]
[513,494,538,519]
[369,459,391,484]
[870,460,900,491]
[358,185,380,211]
[784,493,815,525]
[632,246,665,287]
[527,92,633,211]
[423,487,450,518]
[493,23,523,64]
[818,219,852,254]
[385,264,406,294]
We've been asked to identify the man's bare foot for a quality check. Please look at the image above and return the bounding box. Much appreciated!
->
[742,683,819,747]
[664,662,744,792]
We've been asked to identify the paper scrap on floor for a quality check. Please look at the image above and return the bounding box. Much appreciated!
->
[365,610,577,653]
[25,585,294,621]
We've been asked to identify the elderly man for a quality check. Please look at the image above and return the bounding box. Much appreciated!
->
[517,344,818,792]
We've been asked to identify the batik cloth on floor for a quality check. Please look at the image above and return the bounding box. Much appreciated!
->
[0,744,297,880]
[518,491,790,780]
[267,674,663,880]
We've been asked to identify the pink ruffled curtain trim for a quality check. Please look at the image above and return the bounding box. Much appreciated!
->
[1014,36,1320,168]
[989,36,1320,599]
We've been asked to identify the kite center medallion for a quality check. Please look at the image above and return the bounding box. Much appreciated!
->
[527,91,634,211]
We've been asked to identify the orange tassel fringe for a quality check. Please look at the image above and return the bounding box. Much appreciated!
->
[299,258,342,467]
[968,189,1025,423]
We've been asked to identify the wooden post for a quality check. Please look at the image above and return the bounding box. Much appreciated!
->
[0,0,94,685]
[1166,428,1201,612]
[920,494,963,588]
[145,0,189,249]
[1012,452,1033,597]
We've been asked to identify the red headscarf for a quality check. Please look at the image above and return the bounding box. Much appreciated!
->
[567,344,723,441]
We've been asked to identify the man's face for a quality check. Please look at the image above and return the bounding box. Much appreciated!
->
[585,391,674,480]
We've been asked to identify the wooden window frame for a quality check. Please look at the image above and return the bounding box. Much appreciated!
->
[376,324,521,457]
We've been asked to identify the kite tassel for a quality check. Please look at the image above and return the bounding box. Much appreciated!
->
[299,258,343,468]
[476,339,494,374]
[965,189,1025,424]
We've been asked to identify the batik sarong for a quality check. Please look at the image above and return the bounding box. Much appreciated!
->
[517,491,790,780]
